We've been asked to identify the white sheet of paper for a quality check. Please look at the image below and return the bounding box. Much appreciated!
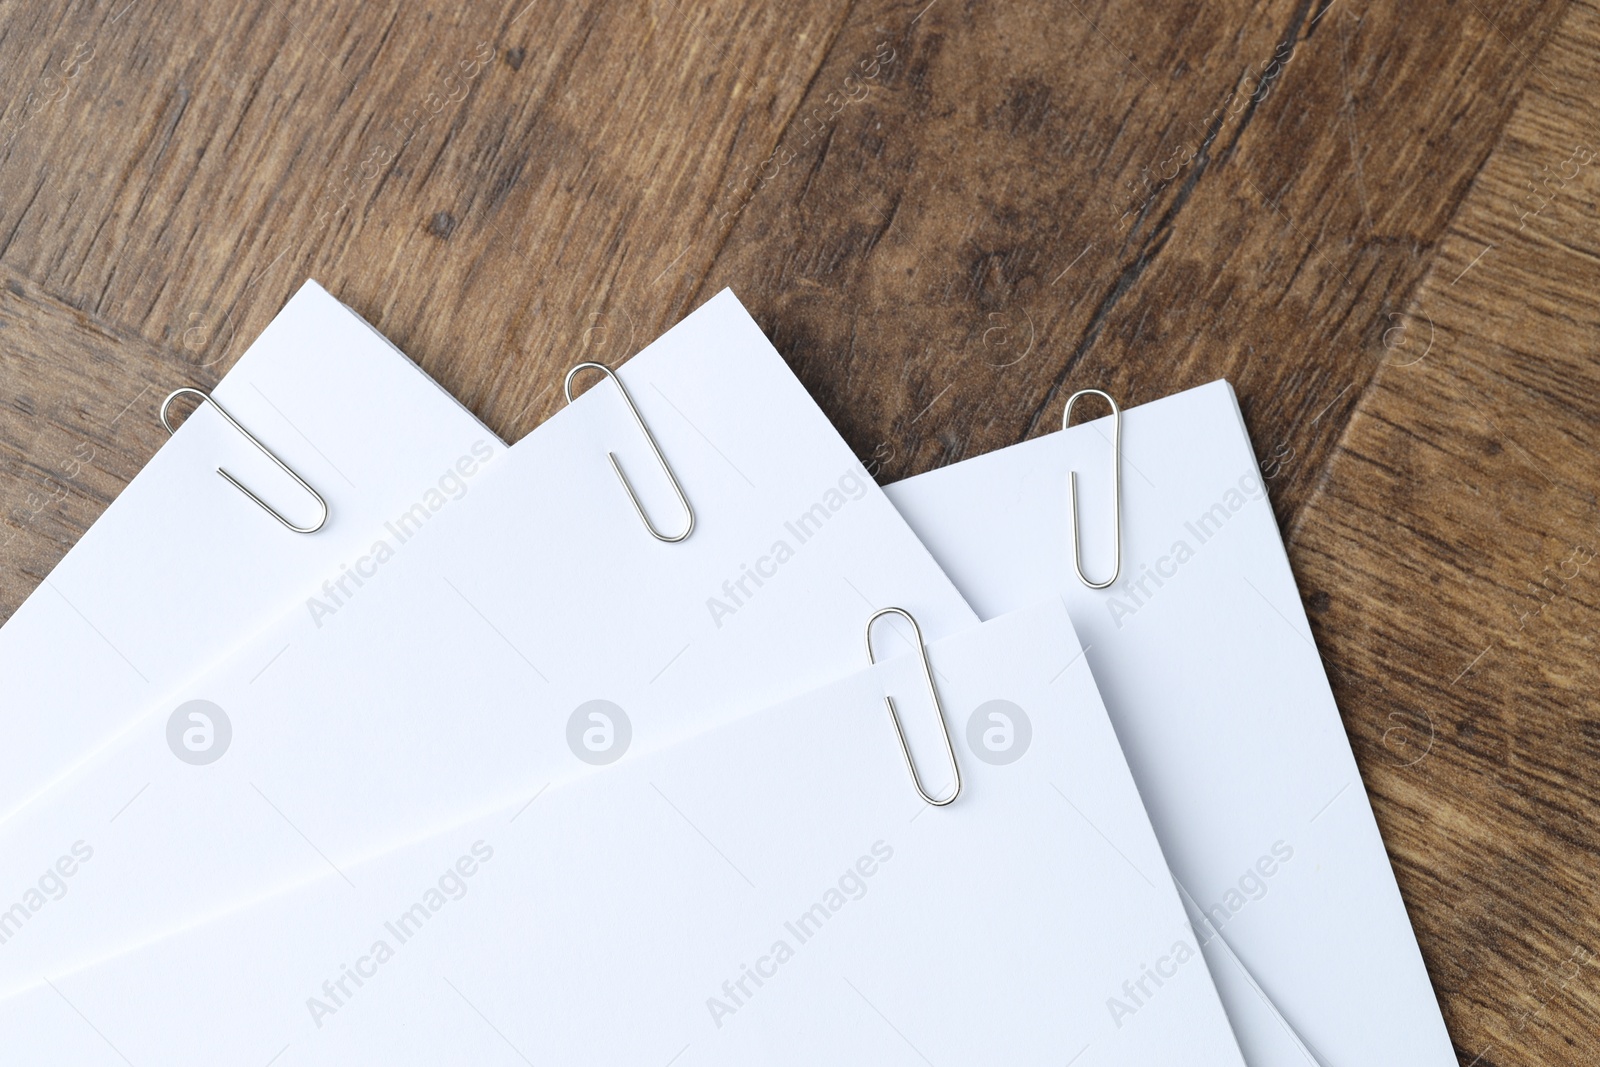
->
[0,279,505,827]
[884,380,1452,1067]
[0,289,978,992]
[0,601,1245,1067]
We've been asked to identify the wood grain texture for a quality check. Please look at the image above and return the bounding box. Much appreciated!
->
[0,263,210,615]
[0,0,1595,1060]
[1291,2,1600,1059]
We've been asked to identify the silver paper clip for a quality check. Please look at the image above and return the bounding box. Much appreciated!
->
[564,362,694,543]
[865,607,961,807]
[1062,388,1121,589]
[160,387,328,534]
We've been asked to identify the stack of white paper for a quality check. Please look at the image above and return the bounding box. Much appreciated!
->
[0,288,980,990]
[886,381,1455,1066]
[0,285,1451,1065]
[0,602,1247,1065]
[0,280,505,827]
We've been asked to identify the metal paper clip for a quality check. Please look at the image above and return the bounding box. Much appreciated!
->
[865,607,961,807]
[1062,388,1121,589]
[564,362,694,543]
[160,387,328,534]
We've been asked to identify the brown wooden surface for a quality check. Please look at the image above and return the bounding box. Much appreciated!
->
[1,0,1596,1060]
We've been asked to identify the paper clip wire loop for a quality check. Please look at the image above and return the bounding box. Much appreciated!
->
[564,362,694,543]
[1062,388,1121,589]
[159,387,328,534]
[865,607,962,807]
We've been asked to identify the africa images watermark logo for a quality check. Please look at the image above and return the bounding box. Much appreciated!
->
[704,840,894,1030]
[166,700,232,765]
[965,700,1032,765]
[305,441,497,629]
[0,840,94,949]
[304,840,495,1029]
[1104,471,1266,630]
[566,700,632,765]
[1107,840,1295,1029]
[704,469,871,629]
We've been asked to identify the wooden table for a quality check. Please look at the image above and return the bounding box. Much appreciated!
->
[2,0,1596,1059]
